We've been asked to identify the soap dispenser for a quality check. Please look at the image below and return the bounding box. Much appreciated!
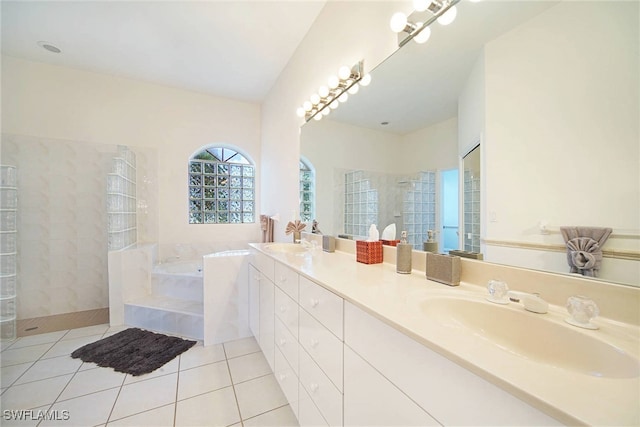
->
[396,231,412,274]
[423,230,438,253]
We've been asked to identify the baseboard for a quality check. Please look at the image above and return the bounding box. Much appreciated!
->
[17,308,110,337]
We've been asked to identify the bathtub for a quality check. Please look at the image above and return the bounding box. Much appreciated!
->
[153,260,203,276]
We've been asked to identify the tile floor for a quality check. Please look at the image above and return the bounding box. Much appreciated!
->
[0,324,299,427]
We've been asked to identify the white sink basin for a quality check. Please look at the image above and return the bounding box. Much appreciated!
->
[264,243,309,254]
[420,297,640,379]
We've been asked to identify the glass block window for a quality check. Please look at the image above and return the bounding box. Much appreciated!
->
[299,159,315,222]
[189,146,254,224]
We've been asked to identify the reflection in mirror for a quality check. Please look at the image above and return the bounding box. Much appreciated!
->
[462,144,480,253]
[301,0,639,286]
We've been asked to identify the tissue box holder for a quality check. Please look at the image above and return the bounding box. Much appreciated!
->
[381,239,400,247]
[426,252,460,286]
[356,240,383,264]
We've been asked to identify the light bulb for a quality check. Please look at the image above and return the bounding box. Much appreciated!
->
[314,113,322,121]
[330,100,339,109]
[310,93,320,105]
[322,108,331,116]
[338,92,348,103]
[328,75,339,89]
[318,85,329,98]
[414,24,431,44]
[413,0,429,12]
[303,101,312,111]
[360,73,372,87]
[390,12,408,33]
[338,65,351,80]
[348,83,359,95]
[296,107,305,118]
[438,5,457,26]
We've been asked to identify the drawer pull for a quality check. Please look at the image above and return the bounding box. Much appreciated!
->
[279,338,287,346]
[310,298,320,308]
[280,276,287,283]
[309,382,319,393]
[279,305,287,313]
[309,339,319,348]
[279,373,287,381]
[254,275,261,282]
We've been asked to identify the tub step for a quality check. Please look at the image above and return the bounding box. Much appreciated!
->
[151,274,203,302]
[124,296,203,340]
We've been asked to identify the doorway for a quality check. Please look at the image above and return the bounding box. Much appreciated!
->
[440,169,459,253]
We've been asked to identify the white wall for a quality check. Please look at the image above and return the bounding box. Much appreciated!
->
[2,55,263,249]
[261,1,402,241]
[481,1,639,281]
[401,117,458,173]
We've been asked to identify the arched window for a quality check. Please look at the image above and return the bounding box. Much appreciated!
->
[188,146,255,224]
[299,158,315,223]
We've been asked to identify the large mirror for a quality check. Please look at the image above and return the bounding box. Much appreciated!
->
[301,0,639,287]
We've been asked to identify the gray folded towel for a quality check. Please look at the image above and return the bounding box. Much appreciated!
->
[560,226,612,277]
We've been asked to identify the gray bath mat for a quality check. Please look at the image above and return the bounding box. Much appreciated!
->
[71,327,196,376]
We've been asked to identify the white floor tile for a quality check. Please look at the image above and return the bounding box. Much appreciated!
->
[244,404,299,427]
[41,334,104,359]
[0,344,53,367]
[223,336,260,359]
[228,351,271,384]
[1,362,33,387]
[6,331,67,350]
[177,360,231,401]
[0,374,73,410]
[61,324,110,341]
[179,343,226,370]
[107,403,175,426]
[41,387,120,427]
[123,357,179,385]
[109,373,178,421]
[175,386,240,427]
[235,374,288,420]
[57,366,126,401]
[1,339,18,351]
[14,356,82,385]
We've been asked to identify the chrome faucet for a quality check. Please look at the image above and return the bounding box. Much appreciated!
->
[507,291,549,314]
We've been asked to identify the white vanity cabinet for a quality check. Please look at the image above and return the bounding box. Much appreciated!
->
[249,252,276,370]
[344,302,563,426]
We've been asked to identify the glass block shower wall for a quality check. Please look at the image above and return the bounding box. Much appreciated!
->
[344,170,378,238]
[401,171,436,249]
[107,146,137,251]
[464,170,481,252]
[1,165,17,340]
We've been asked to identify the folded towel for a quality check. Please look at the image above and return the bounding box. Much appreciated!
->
[560,226,612,277]
[260,214,275,243]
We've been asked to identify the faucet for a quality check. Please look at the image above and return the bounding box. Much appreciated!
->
[507,291,549,314]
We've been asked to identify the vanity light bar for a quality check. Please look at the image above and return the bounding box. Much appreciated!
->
[392,0,462,48]
[297,61,370,122]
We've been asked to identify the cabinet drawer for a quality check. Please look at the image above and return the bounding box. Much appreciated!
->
[254,251,275,283]
[299,381,329,427]
[299,347,342,427]
[275,261,299,301]
[275,316,299,376]
[275,347,299,419]
[299,276,343,340]
[275,286,299,339]
[299,309,343,392]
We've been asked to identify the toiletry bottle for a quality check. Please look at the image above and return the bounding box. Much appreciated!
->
[396,231,412,274]
[423,229,438,253]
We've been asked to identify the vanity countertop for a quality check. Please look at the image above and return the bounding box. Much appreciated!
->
[249,243,640,426]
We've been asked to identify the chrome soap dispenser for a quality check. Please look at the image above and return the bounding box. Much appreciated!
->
[396,231,412,274]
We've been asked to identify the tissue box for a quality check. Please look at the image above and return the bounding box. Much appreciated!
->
[380,239,400,247]
[426,252,461,286]
[356,240,383,264]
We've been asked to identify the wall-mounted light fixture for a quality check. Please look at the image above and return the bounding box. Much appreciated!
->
[296,61,371,122]
[390,0,463,47]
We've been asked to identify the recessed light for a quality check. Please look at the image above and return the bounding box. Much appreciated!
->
[37,41,61,53]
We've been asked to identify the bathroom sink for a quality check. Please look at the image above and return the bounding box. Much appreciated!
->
[419,297,640,379]
[264,243,309,254]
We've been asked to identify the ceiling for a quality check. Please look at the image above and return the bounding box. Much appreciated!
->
[1,0,326,103]
[326,1,558,135]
